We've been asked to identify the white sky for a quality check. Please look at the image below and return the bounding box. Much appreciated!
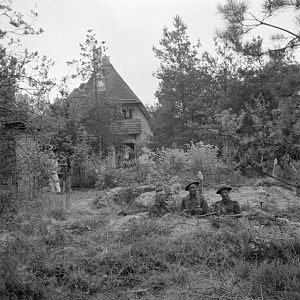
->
[11,0,299,105]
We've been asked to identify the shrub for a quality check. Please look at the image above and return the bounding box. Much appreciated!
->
[188,142,244,184]
[249,260,300,300]
[157,148,192,175]
[187,142,221,174]
[145,142,244,186]
[95,158,153,189]
[0,253,45,299]
[95,153,119,189]
[85,140,245,189]
[47,208,67,221]
[94,153,142,188]
[132,164,152,184]
[1,147,58,220]
[72,153,103,189]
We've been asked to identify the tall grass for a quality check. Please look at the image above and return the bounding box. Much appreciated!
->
[2,185,300,299]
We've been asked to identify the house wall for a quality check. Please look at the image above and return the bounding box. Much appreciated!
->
[122,103,152,143]
[137,109,152,143]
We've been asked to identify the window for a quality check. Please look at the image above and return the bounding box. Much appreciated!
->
[122,108,133,119]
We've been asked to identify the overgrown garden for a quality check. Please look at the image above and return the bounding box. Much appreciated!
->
[1,0,300,299]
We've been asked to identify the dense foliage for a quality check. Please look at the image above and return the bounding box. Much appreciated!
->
[1,1,300,299]
[150,11,300,178]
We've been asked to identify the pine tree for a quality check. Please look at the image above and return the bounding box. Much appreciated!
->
[152,15,203,147]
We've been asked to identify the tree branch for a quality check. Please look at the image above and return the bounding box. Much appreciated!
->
[258,20,300,39]
[248,161,296,188]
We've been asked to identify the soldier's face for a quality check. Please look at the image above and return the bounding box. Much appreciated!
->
[156,191,166,203]
[220,189,230,200]
[188,184,197,196]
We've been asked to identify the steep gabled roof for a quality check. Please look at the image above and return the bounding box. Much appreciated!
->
[70,57,151,122]
[102,58,151,121]
[103,59,139,102]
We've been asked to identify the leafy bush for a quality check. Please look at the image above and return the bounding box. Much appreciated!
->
[95,153,119,189]
[156,148,192,175]
[131,164,152,183]
[95,155,152,189]
[188,142,244,184]
[187,142,220,173]
[72,140,244,189]
[71,126,98,189]
[0,253,45,299]
[72,153,99,189]
[0,145,61,221]
[144,142,244,186]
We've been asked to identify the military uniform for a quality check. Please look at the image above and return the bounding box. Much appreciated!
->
[180,194,209,215]
[149,202,172,217]
[214,185,241,215]
[214,199,241,215]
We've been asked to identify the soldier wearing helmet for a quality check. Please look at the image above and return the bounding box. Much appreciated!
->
[214,185,242,217]
[180,171,209,216]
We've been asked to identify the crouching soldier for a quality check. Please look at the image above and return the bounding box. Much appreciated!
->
[180,178,209,216]
[214,185,242,218]
[149,186,173,217]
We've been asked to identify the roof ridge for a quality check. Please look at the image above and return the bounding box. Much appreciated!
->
[69,56,151,121]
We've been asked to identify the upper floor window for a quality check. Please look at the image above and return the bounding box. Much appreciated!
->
[122,108,133,119]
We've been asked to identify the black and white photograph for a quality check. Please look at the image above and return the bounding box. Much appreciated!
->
[1,0,300,299]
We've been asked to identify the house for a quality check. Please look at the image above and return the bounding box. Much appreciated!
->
[69,55,153,159]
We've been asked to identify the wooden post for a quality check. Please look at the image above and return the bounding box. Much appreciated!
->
[134,142,138,166]
[198,171,203,194]
[296,175,300,197]
[65,170,71,210]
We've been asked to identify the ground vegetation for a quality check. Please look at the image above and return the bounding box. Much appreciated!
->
[1,1,300,299]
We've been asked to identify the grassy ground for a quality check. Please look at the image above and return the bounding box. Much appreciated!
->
[1,184,300,299]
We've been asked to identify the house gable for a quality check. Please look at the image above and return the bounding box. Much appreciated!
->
[102,58,151,122]
[69,55,153,142]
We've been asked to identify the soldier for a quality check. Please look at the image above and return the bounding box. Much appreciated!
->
[214,185,242,218]
[149,186,173,217]
[180,172,209,216]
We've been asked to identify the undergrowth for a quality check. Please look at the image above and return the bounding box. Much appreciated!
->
[1,193,300,299]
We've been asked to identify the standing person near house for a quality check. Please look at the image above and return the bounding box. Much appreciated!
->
[213,185,242,218]
[48,152,61,194]
[180,171,209,216]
